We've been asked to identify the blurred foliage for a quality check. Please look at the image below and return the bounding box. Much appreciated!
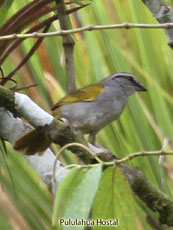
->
[1,0,173,229]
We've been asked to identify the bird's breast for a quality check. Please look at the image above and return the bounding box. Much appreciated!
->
[59,91,126,134]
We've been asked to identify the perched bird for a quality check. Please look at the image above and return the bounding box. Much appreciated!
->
[14,72,147,155]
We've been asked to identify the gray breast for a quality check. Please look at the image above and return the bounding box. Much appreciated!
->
[60,86,127,134]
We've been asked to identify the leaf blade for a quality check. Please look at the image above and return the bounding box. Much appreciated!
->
[62,165,102,230]
[92,166,138,230]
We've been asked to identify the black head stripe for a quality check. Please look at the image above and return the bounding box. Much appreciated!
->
[111,72,135,80]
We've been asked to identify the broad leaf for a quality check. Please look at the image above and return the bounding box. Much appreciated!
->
[53,165,102,230]
[92,166,138,230]
[52,166,84,226]
[62,165,102,230]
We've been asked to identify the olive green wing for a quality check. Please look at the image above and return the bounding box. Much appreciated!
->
[51,83,104,110]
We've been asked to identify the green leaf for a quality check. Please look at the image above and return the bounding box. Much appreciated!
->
[62,165,102,230]
[52,166,84,226]
[0,145,57,230]
[53,165,102,229]
[92,166,138,230]
[0,0,13,26]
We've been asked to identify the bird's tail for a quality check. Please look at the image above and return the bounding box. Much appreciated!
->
[13,129,51,155]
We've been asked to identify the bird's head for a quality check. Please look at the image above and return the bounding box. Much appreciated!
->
[101,72,147,96]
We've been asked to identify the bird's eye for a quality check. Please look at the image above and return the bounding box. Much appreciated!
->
[128,77,134,82]
[111,76,116,80]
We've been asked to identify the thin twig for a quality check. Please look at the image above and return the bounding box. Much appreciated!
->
[114,149,173,164]
[52,138,173,183]
[1,23,173,41]
[52,142,103,183]
[106,138,171,165]
[14,83,39,92]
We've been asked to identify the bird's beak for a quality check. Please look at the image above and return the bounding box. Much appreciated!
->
[135,82,147,92]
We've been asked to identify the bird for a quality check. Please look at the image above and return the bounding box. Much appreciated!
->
[13,72,147,155]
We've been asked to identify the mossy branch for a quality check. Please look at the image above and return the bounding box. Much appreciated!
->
[0,87,18,117]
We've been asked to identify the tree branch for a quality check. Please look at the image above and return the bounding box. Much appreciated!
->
[55,0,76,92]
[1,22,173,40]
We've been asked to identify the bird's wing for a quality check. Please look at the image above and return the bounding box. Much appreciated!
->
[51,83,104,110]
